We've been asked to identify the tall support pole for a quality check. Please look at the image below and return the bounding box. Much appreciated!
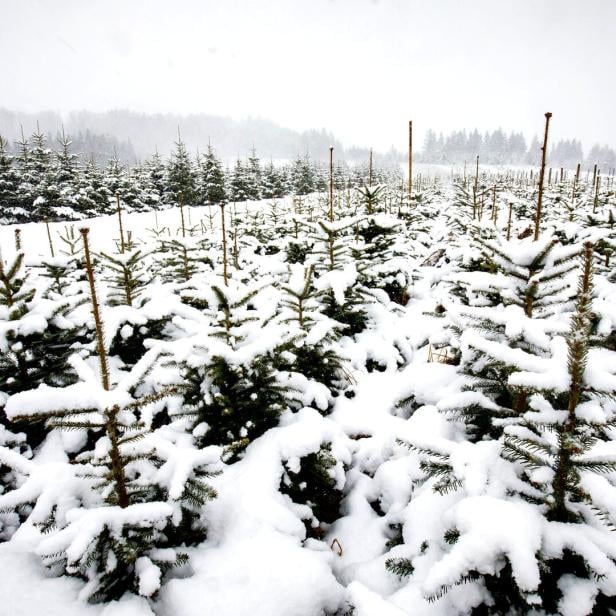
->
[368,148,373,187]
[408,121,413,200]
[473,155,479,219]
[329,146,334,222]
[80,227,110,392]
[220,203,228,286]
[179,191,186,238]
[116,193,125,253]
[534,112,552,241]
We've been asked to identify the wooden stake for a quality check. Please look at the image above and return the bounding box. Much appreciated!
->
[593,175,601,214]
[45,219,55,258]
[80,228,110,391]
[534,112,552,241]
[368,148,373,187]
[220,203,228,286]
[329,146,334,223]
[14,229,21,252]
[408,121,413,200]
[81,231,130,508]
[179,191,186,238]
[116,193,125,253]
[473,155,479,219]
[507,202,513,241]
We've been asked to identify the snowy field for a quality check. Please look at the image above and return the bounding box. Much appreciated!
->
[1,174,616,616]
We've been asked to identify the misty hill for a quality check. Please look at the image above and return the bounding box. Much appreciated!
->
[0,108,390,165]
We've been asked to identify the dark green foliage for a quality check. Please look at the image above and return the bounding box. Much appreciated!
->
[166,136,197,205]
[39,257,84,295]
[245,148,262,200]
[533,551,616,616]
[468,560,532,616]
[324,603,355,616]
[358,218,396,258]
[183,355,288,461]
[502,244,616,522]
[280,443,344,538]
[156,238,210,283]
[365,358,387,373]
[278,344,343,393]
[10,351,220,603]
[198,144,226,205]
[228,158,249,202]
[357,184,385,215]
[0,136,20,220]
[264,244,281,255]
[275,265,344,393]
[0,251,34,312]
[386,557,415,578]
[0,253,85,445]
[384,523,404,549]
[0,426,31,541]
[322,289,369,337]
[396,439,463,496]
[42,526,189,604]
[261,161,286,199]
[109,318,169,367]
[0,308,83,390]
[100,249,150,306]
[172,283,291,460]
[291,155,316,196]
[286,241,311,264]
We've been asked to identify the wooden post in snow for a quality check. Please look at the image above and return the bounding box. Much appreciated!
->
[408,121,413,201]
[533,112,552,241]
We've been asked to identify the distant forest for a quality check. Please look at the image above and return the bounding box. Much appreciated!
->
[418,128,616,170]
[1,108,615,170]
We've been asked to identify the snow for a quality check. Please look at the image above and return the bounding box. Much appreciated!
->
[422,496,543,595]
[2,174,616,616]
[315,262,358,305]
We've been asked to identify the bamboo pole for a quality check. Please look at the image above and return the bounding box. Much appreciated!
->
[80,228,109,391]
[533,112,552,241]
[116,193,125,253]
[220,203,228,286]
[179,191,186,238]
[45,219,55,258]
[473,155,479,219]
[329,146,334,222]
[408,121,413,200]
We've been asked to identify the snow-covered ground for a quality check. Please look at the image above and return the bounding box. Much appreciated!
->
[1,176,616,615]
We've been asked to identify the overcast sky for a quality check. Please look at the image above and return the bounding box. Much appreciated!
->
[2,0,615,152]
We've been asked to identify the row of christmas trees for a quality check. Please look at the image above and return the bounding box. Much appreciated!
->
[0,126,399,224]
[0,183,412,605]
[0,166,615,611]
[381,187,616,612]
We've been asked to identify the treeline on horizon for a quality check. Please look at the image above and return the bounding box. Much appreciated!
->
[418,128,616,170]
[2,108,615,172]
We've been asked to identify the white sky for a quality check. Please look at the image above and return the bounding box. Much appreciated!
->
[2,0,616,151]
